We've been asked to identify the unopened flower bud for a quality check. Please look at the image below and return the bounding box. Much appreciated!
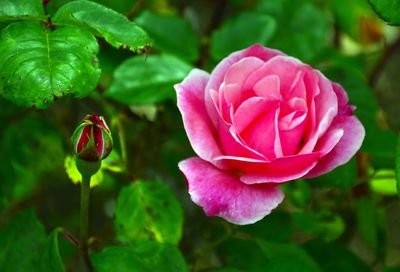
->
[71,114,113,162]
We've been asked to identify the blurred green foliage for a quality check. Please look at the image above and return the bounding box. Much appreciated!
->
[0,0,399,271]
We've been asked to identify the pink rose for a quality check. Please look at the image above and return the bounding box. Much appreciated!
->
[175,44,365,225]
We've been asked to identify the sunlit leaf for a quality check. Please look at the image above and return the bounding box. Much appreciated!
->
[0,0,46,22]
[370,169,397,195]
[0,21,100,108]
[52,0,152,51]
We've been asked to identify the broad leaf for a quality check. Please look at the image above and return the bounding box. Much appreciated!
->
[369,0,400,25]
[0,115,64,209]
[105,54,192,105]
[52,0,152,51]
[0,0,46,22]
[0,210,47,271]
[211,12,276,61]
[256,0,332,62]
[257,240,321,272]
[92,242,188,272]
[0,21,100,108]
[304,240,372,272]
[239,211,292,242]
[114,180,184,244]
[136,10,199,62]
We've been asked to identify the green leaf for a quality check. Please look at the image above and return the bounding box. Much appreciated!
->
[293,210,345,242]
[41,228,65,272]
[239,211,292,242]
[114,180,184,244]
[218,239,268,271]
[92,242,188,272]
[52,0,152,51]
[257,240,321,272]
[256,0,332,62]
[0,210,47,272]
[304,239,372,272]
[322,52,397,159]
[105,54,192,105]
[136,10,199,62]
[355,198,379,251]
[369,0,400,25]
[329,0,381,42]
[0,0,46,22]
[0,115,65,209]
[310,159,358,190]
[397,136,400,194]
[211,12,276,61]
[0,21,100,108]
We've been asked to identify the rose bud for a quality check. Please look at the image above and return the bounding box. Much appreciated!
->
[71,114,113,162]
[175,44,365,225]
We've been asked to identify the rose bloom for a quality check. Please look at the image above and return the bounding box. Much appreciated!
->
[175,44,365,225]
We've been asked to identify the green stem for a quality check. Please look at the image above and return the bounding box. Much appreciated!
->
[117,116,128,170]
[80,175,94,272]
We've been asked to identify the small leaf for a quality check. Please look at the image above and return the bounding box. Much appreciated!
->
[0,0,46,22]
[211,12,276,61]
[91,242,188,272]
[52,0,152,51]
[105,54,192,105]
[114,180,184,244]
[0,21,100,108]
[369,0,400,25]
[41,228,65,272]
[136,10,199,62]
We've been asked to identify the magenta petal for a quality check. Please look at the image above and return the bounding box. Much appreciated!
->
[179,157,284,225]
[305,115,365,178]
[175,69,225,168]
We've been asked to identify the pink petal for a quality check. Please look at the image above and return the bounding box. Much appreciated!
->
[299,73,338,154]
[205,45,284,125]
[305,115,365,178]
[253,75,281,100]
[223,57,264,108]
[243,56,306,96]
[215,152,320,184]
[175,69,225,168]
[178,157,284,225]
[239,105,279,159]
[332,83,354,116]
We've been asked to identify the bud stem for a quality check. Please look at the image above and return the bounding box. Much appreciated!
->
[80,174,94,272]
